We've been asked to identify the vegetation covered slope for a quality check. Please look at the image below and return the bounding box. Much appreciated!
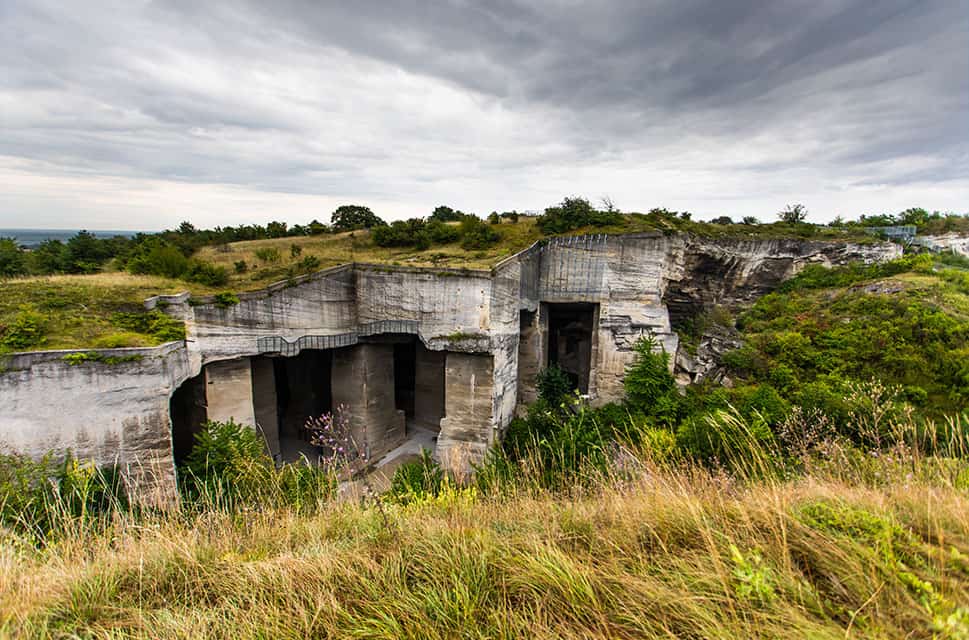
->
[722,253,969,418]
[0,274,208,354]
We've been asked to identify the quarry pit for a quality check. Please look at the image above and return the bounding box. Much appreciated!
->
[0,232,901,503]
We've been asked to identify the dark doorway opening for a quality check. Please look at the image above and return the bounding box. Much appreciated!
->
[546,302,597,394]
[274,350,332,459]
[169,371,206,465]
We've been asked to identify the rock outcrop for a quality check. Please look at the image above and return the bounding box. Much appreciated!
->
[0,232,902,501]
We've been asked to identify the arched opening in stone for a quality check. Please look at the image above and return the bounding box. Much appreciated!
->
[169,371,206,466]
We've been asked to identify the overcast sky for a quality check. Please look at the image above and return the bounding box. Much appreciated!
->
[1,0,966,230]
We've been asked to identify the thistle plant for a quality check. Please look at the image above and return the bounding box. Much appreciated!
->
[303,404,366,473]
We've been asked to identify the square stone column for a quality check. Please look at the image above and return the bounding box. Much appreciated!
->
[250,356,279,458]
[204,358,255,426]
[438,352,494,477]
[414,345,445,431]
[331,344,405,460]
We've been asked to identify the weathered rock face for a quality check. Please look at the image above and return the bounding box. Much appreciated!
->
[0,233,902,501]
[0,343,189,506]
[916,234,969,257]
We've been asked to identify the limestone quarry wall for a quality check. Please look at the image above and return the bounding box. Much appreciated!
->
[0,342,190,505]
[0,232,905,500]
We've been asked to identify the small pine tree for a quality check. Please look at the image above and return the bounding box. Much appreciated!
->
[624,335,680,427]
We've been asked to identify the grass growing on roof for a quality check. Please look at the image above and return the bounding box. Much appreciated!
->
[0,273,205,353]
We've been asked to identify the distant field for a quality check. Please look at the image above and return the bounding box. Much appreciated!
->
[194,217,546,289]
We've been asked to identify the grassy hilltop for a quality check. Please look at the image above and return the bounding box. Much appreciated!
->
[0,200,926,354]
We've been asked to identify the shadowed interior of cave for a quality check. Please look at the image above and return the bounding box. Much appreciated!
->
[546,302,596,394]
[272,349,332,447]
[169,371,206,465]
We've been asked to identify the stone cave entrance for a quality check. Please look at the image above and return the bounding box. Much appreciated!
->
[269,350,333,463]
[545,302,597,394]
[169,339,447,468]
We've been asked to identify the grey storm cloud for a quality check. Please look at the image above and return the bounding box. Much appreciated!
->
[0,0,966,228]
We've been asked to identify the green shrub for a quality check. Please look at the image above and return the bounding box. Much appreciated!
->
[624,336,681,427]
[233,260,248,274]
[111,310,186,343]
[255,247,281,263]
[212,292,240,308]
[0,453,128,544]
[675,409,775,470]
[178,419,269,502]
[537,365,573,406]
[1,305,47,350]
[537,196,622,234]
[185,260,229,286]
[389,449,444,504]
[0,238,27,278]
[459,216,500,250]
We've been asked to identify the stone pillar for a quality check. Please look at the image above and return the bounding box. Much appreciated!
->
[250,356,279,458]
[204,358,255,426]
[438,352,494,476]
[331,344,405,460]
[516,309,544,408]
[414,345,445,431]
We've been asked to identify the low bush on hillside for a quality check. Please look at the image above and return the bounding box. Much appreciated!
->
[537,196,623,234]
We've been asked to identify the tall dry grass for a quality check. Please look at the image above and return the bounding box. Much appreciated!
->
[1,409,968,638]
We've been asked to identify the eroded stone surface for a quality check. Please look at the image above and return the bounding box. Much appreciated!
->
[0,233,905,498]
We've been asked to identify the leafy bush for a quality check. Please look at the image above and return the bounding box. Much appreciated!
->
[331,205,386,231]
[537,196,623,234]
[389,449,444,504]
[537,364,574,406]
[0,453,127,544]
[429,205,464,222]
[234,260,248,273]
[110,310,186,343]
[459,216,500,250]
[0,238,27,278]
[254,247,281,263]
[1,305,47,350]
[212,292,240,308]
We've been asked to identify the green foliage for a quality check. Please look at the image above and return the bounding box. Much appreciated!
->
[0,305,47,350]
[729,544,776,605]
[0,453,127,544]
[537,364,574,406]
[62,351,142,365]
[290,243,302,258]
[179,420,268,501]
[487,212,501,225]
[731,257,969,418]
[233,260,248,274]
[777,204,808,224]
[624,336,680,427]
[127,242,189,279]
[331,205,386,231]
[372,218,427,248]
[254,247,281,263]
[0,237,27,277]
[110,310,185,342]
[178,420,334,510]
[389,449,444,504]
[537,196,623,234]
[212,292,240,308]
[459,216,500,250]
[429,205,464,222]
